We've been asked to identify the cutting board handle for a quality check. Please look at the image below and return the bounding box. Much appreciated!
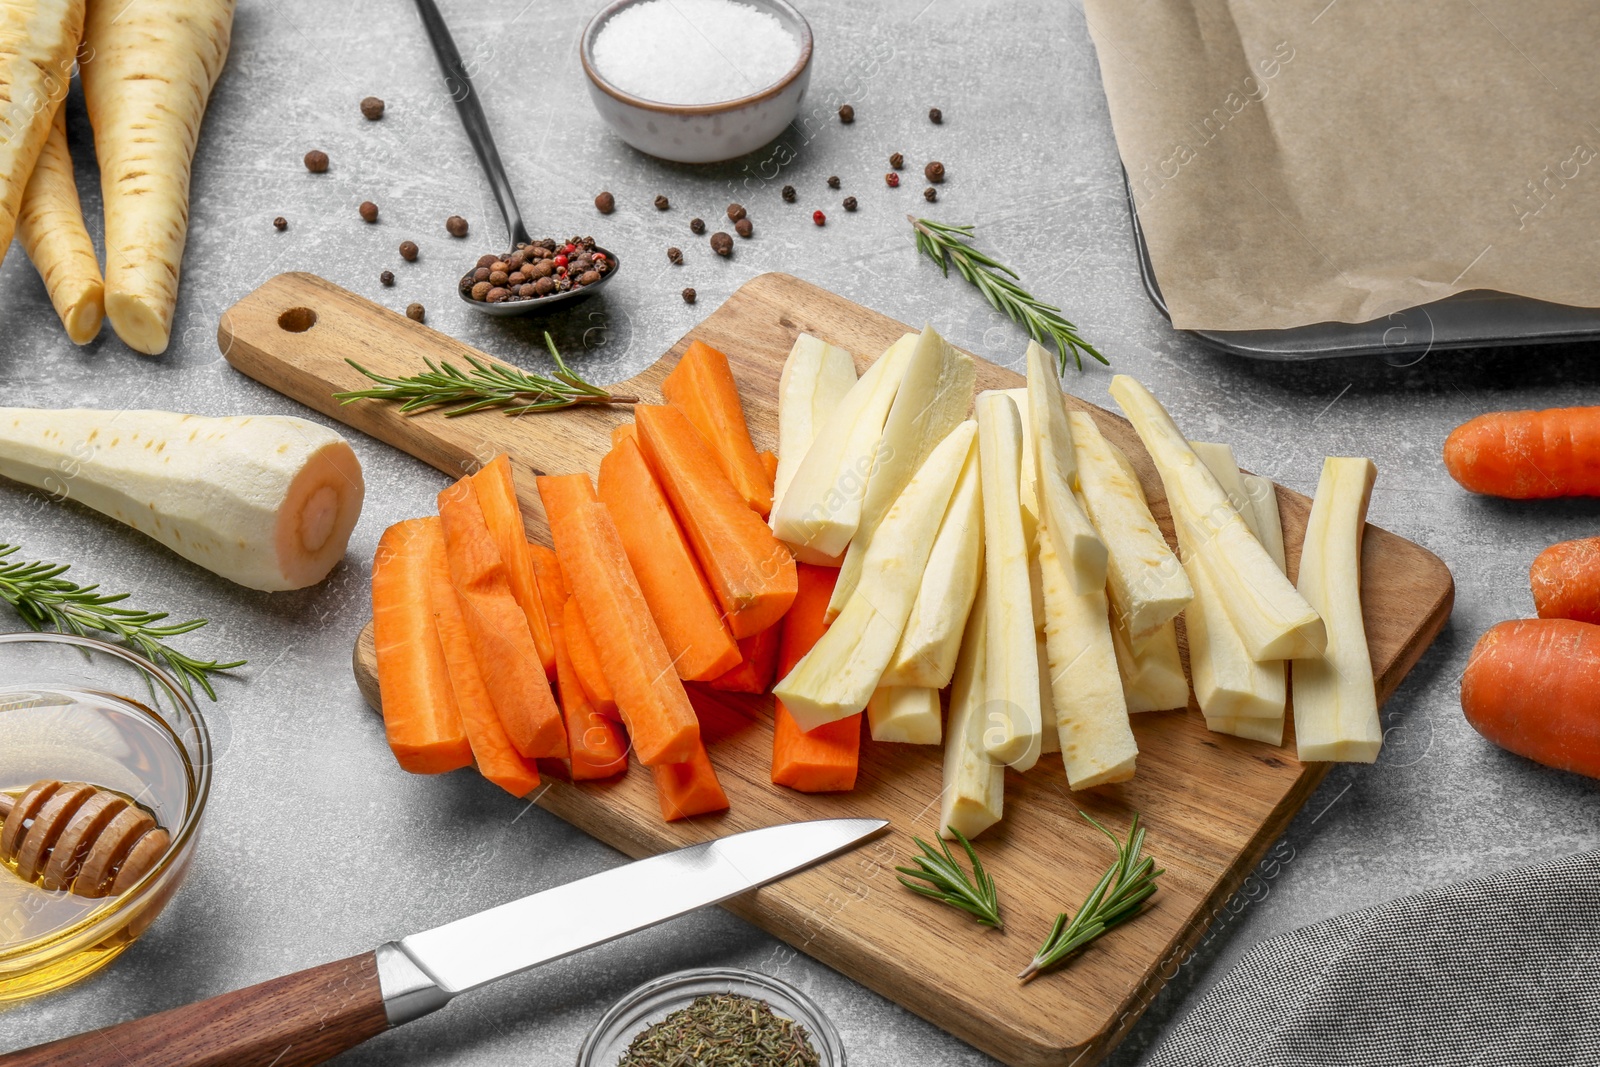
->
[0,952,389,1067]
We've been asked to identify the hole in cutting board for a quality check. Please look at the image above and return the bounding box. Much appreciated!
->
[278,307,318,333]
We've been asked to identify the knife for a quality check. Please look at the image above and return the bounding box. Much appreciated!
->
[0,817,886,1067]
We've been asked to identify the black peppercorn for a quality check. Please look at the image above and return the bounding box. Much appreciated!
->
[727,203,746,222]
[925,161,945,183]
[303,149,328,173]
[273,216,287,231]
[654,194,670,211]
[735,218,753,238]
[923,186,937,202]
[359,200,378,223]
[399,240,419,261]
[595,191,615,214]
[843,196,857,211]
[380,269,394,286]
[929,107,943,124]
[682,287,697,304]
[781,184,796,202]
[406,303,425,322]
[361,96,385,120]
[838,103,854,123]
[889,152,904,170]
[667,246,683,264]
[710,232,733,256]
[826,175,840,189]
[446,215,469,237]
[690,217,706,234]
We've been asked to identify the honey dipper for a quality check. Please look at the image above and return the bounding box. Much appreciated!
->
[0,780,170,898]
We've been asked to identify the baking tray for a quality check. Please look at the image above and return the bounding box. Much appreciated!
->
[1123,173,1600,360]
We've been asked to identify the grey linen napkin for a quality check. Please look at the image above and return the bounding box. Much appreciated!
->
[1148,850,1600,1067]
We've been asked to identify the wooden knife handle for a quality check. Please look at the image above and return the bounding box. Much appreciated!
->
[0,952,390,1067]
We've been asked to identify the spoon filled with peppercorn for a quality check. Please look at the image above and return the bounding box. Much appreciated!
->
[413,0,618,317]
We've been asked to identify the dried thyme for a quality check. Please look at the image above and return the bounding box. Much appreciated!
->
[617,991,820,1067]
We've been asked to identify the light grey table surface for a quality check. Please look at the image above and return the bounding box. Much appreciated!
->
[4,0,1598,1063]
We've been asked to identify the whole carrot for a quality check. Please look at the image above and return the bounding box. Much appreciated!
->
[1461,618,1600,779]
[1443,407,1600,498]
[1531,537,1600,624]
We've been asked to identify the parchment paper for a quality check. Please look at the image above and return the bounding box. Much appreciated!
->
[1081,0,1600,331]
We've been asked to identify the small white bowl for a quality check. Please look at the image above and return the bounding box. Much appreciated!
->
[580,0,813,164]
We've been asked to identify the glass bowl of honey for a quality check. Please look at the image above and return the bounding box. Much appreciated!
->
[0,631,211,1000]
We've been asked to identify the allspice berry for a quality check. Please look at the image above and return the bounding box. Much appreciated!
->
[595,191,615,214]
[667,246,683,265]
[471,281,491,301]
[889,152,904,170]
[273,216,287,231]
[406,303,425,322]
[727,203,746,222]
[843,196,857,212]
[303,149,329,173]
[359,200,379,223]
[682,287,697,304]
[399,240,419,261]
[690,217,706,235]
[781,184,796,202]
[446,215,469,237]
[838,103,854,124]
[923,186,937,202]
[929,107,943,124]
[925,161,945,183]
[734,218,753,238]
[361,96,385,120]
[654,194,670,211]
[710,231,733,257]
[380,269,395,286]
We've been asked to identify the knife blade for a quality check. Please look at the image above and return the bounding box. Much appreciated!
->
[0,817,887,1067]
[380,817,888,1021]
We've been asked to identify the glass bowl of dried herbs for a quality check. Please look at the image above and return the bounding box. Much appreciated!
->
[577,966,844,1066]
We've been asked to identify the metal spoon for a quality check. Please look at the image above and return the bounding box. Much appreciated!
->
[413,0,619,317]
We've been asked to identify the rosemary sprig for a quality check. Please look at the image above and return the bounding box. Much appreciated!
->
[334,331,638,417]
[909,216,1106,373]
[896,826,1003,928]
[0,545,244,700]
[1018,812,1163,982]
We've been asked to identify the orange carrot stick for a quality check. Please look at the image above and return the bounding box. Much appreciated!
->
[530,544,568,628]
[1444,407,1600,499]
[539,472,702,765]
[651,737,730,821]
[1461,618,1600,779]
[611,423,637,448]
[564,595,618,719]
[554,627,630,780]
[599,435,741,681]
[759,450,778,484]
[471,454,556,674]
[438,478,567,760]
[372,519,474,774]
[424,516,540,797]
[710,622,784,693]
[1531,536,1600,625]
[635,404,797,639]
[772,564,861,792]
[662,340,773,516]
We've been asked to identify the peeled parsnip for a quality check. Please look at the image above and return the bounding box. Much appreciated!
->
[940,571,1003,840]
[81,0,235,355]
[0,408,364,591]
[0,0,84,268]
[18,103,104,344]
[1293,457,1383,762]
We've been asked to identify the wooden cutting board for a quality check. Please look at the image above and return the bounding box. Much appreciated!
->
[221,272,1453,1067]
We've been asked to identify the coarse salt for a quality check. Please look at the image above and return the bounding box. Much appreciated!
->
[592,0,802,106]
